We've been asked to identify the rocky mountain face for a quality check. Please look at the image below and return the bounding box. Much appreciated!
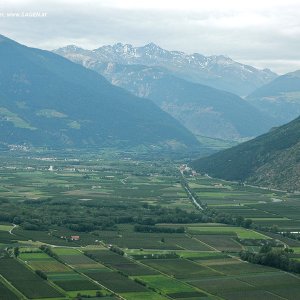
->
[54,45,277,140]
[87,62,275,140]
[54,43,277,96]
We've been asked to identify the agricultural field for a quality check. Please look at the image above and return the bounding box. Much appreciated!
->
[141,258,220,279]
[85,249,158,276]
[133,274,203,295]
[0,280,19,300]
[84,270,148,293]
[187,175,300,231]
[0,150,300,299]
[119,292,168,300]
[187,225,269,239]
[52,248,106,271]
[0,224,15,232]
[0,257,63,299]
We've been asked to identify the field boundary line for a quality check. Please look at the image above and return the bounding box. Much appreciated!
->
[16,256,67,297]
[130,252,221,300]
[74,249,128,300]
[192,235,219,251]
[0,273,28,300]
[237,275,288,300]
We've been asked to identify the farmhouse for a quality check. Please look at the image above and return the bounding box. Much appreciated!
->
[70,235,80,241]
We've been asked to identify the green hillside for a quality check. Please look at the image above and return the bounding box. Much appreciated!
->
[0,35,199,149]
[192,116,300,191]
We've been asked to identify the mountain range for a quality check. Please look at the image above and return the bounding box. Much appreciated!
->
[54,43,277,96]
[192,115,300,191]
[0,35,199,149]
[54,46,278,140]
[90,62,276,140]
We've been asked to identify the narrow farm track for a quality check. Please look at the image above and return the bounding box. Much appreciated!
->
[9,224,18,235]
[180,170,204,210]
[184,184,203,210]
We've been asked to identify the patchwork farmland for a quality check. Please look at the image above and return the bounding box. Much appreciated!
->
[1,151,300,299]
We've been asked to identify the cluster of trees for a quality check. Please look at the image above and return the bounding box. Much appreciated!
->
[236,238,283,247]
[134,225,184,233]
[280,231,300,241]
[205,209,253,228]
[75,291,103,300]
[240,244,300,273]
[13,247,19,257]
[0,212,15,223]
[0,196,210,233]
[109,245,124,256]
[135,205,208,225]
[134,252,179,259]
[2,195,254,234]
[35,270,47,280]
[40,245,59,260]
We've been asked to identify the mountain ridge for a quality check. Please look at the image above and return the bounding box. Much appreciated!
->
[54,42,277,96]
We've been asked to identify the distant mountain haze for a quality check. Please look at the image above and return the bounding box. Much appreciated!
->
[54,43,277,97]
[246,70,300,125]
[94,63,276,140]
[0,35,199,149]
[54,46,277,140]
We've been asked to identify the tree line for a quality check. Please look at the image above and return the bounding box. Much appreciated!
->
[240,244,300,273]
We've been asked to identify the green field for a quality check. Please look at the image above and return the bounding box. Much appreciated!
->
[120,292,168,300]
[0,225,14,232]
[188,226,269,239]
[53,279,100,291]
[0,258,63,299]
[142,258,220,279]
[134,275,199,294]
[84,270,148,293]
[85,249,158,276]
[0,281,19,300]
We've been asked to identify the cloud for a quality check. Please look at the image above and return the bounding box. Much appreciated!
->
[0,0,299,73]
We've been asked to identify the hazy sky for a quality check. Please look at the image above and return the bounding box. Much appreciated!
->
[1,0,300,73]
